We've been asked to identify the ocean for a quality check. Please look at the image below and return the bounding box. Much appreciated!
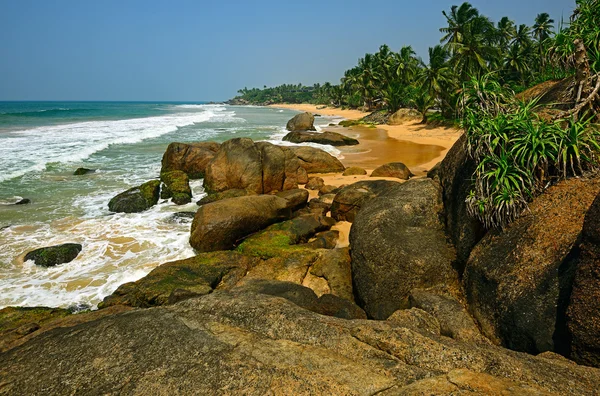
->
[0,101,343,310]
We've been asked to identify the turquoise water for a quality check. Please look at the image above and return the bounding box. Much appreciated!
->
[0,102,343,309]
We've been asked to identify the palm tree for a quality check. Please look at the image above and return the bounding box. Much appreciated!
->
[504,42,531,85]
[496,17,516,52]
[440,2,480,45]
[533,13,555,71]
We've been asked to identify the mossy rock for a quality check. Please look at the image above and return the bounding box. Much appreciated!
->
[160,171,192,205]
[24,243,82,267]
[108,180,160,213]
[0,307,71,334]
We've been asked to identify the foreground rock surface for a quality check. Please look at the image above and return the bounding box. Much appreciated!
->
[331,180,401,223]
[350,179,457,319]
[283,131,359,146]
[108,180,160,213]
[161,141,220,178]
[2,288,600,395]
[370,162,413,180]
[464,177,600,355]
[24,243,82,267]
[286,112,316,132]
[289,146,345,174]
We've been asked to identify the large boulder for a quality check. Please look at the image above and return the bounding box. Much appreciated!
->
[161,141,220,179]
[160,170,192,205]
[463,177,600,355]
[370,162,413,180]
[189,195,291,253]
[567,190,600,368]
[196,189,255,206]
[286,112,316,132]
[387,108,420,125]
[342,167,367,176]
[24,243,82,267]
[203,138,302,194]
[2,287,600,395]
[288,146,345,174]
[434,133,486,271]
[283,131,359,146]
[108,180,160,213]
[330,180,401,223]
[350,179,458,319]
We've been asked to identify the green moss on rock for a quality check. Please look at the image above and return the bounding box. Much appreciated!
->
[160,171,192,205]
[24,243,82,267]
[108,180,160,213]
[0,307,70,333]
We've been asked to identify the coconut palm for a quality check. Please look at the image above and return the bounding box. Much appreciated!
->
[440,2,480,45]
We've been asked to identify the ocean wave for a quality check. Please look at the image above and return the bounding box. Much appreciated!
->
[0,108,89,117]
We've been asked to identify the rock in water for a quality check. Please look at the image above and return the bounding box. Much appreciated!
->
[160,141,220,179]
[189,195,291,252]
[283,131,359,146]
[331,180,401,222]
[160,170,192,205]
[73,168,95,175]
[568,190,600,368]
[350,179,457,319]
[289,146,345,174]
[370,162,413,180]
[285,112,316,132]
[464,177,600,354]
[14,198,30,205]
[108,180,161,213]
[24,243,82,267]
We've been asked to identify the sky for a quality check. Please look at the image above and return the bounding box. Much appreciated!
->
[0,0,575,101]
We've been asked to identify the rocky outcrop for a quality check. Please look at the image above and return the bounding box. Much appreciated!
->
[434,133,486,271]
[160,170,192,205]
[330,180,401,222]
[73,167,94,175]
[108,180,160,213]
[464,177,600,354]
[24,243,82,267]
[370,162,413,180]
[203,138,302,194]
[342,166,367,176]
[275,189,309,211]
[189,195,291,252]
[387,108,420,125]
[286,112,316,132]
[197,189,255,206]
[567,191,600,368]
[305,176,324,190]
[289,146,345,173]
[350,179,457,319]
[2,288,600,395]
[161,141,220,179]
[283,131,359,146]
[386,308,441,336]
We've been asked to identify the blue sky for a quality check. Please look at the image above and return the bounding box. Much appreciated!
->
[0,0,574,101]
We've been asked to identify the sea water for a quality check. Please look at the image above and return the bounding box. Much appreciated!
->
[0,102,342,309]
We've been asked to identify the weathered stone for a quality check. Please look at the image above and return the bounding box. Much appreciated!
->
[305,176,324,190]
[108,180,160,213]
[160,170,192,205]
[370,162,413,180]
[305,230,339,250]
[464,177,600,354]
[24,243,82,267]
[342,167,367,176]
[331,180,401,223]
[189,195,291,253]
[387,308,441,336]
[161,141,220,179]
[350,179,458,319]
[286,112,316,132]
[275,189,309,211]
[289,146,345,174]
[197,189,254,206]
[73,168,94,175]
[283,131,359,146]
[318,184,339,195]
[387,108,420,125]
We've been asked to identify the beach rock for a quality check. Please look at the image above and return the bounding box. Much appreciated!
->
[167,212,195,224]
[330,180,401,223]
[436,133,486,271]
[24,243,83,267]
[370,162,413,180]
[99,251,260,309]
[387,108,420,125]
[3,288,600,395]
[409,288,487,343]
[189,195,291,253]
[386,308,441,336]
[289,146,345,174]
[161,141,220,179]
[275,189,309,211]
[73,168,94,175]
[305,176,324,190]
[196,189,255,206]
[283,131,359,146]
[108,180,160,213]
[14,198,30,205]
[160,170,192,205]
[350,179,457,319]
[285,112,316,132]
[307,194,335,214]
[318,184,339,195]
[464,177,600,354]
[204,138,301,194]
[305,230,339,249]
[361,110,389,124]
[567,191,600,368]
[342,167,367,176]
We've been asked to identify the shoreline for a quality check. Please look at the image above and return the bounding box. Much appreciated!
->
[268,103,462,173]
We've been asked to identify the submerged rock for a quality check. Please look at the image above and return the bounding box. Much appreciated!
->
[330,180,401,223]
[283,131,359,146]
[14,199,30,205]
[286,112,316,132]
[161,141,220,179]
[289,146,345,174]
[370,162,413,180]
[160,170,192,205]
[73,168,95,176]
[108,180,160,213]
[24,243,82,267]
